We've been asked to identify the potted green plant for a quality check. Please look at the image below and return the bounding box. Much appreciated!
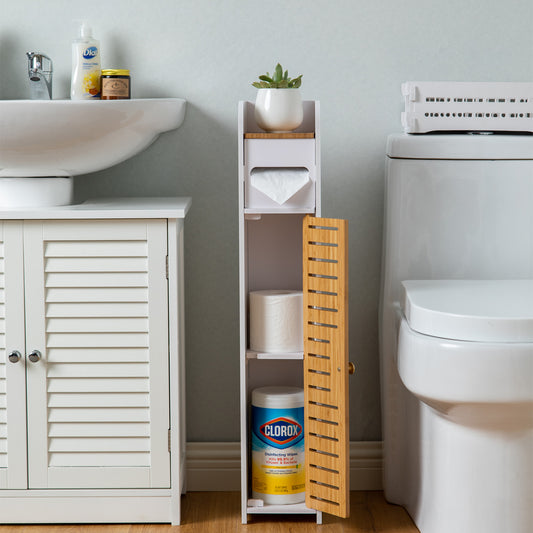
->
[252,63,303,132]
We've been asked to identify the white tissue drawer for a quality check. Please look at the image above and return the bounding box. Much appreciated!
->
[244,139,316,211]
[245,138,315,167]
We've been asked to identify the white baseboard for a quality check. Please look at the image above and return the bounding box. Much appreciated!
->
[347,441,383,490]
[186,441,383,492]
[186,442,242,492]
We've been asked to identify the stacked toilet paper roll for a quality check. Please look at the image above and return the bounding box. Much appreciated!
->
[249,290,303,353]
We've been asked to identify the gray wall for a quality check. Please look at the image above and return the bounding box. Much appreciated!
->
[1,0,531,441]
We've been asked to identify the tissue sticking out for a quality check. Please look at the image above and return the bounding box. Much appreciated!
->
[250,167,310,205]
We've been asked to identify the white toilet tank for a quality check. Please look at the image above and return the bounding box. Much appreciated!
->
[384,133,533,293]
[379,133,533,522]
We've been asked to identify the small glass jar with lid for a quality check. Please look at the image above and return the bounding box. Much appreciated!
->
[101,69,131,100]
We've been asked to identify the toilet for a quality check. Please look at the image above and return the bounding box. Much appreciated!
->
[379,133,533,533]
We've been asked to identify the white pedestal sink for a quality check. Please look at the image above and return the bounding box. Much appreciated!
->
[0,98,186,207]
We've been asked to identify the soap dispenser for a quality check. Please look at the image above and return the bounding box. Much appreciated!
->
[71,21,101,99]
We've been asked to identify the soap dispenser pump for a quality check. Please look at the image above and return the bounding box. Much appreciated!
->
[71,21,101,99]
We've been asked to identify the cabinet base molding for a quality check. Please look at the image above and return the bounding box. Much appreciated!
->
[0,490,181,524]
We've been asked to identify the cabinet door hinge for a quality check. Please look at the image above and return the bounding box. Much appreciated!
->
[165,255,169,279]
[168,429,171,452]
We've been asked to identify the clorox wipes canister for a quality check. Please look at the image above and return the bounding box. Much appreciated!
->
[251,386,305,504]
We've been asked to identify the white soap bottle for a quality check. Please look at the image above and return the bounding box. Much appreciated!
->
[71,21,101,99]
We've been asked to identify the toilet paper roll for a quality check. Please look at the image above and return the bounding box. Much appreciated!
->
[250,167,310,205]
[249,290,303,353]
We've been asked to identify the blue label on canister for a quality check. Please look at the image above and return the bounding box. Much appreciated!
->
[253,407,304,449]
[251,405,305,499]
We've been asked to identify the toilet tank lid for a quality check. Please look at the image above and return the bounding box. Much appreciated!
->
[401,280,533,342]
[387,133,533,160]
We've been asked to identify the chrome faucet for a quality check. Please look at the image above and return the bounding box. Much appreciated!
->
[26,52,53,100]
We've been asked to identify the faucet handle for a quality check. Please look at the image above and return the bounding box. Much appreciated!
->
[26,51,53,76]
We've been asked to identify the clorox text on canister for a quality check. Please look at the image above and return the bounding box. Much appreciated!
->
[251,386,305,504]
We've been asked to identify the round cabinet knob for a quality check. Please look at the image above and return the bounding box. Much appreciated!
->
[8,350,21,363]
[348,361,355,375]
[28,350,42,363]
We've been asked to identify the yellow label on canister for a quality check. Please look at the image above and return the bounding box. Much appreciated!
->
[252,457,305,495]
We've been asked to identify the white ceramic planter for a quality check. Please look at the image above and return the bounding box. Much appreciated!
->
[254,88,304,132]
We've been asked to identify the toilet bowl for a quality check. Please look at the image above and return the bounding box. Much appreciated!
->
[396,280,533,533]
[379,133,533,533]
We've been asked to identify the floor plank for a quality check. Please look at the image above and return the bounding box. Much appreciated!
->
[0,492,418,532]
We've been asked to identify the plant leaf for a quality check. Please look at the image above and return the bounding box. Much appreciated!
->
[273,63,283,83]
[259,75,273,83]
[289,75,302,88]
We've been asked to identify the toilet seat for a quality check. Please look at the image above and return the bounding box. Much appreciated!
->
[397,318,533,404]
[398,279,533,405]
[401,279,533,343]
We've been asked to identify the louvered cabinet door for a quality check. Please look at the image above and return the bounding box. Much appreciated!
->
[0,222,27,489]
[23,219,170,489]
[303,216,350,518]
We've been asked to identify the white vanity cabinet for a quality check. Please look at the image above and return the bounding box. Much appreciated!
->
[0,198,190,525]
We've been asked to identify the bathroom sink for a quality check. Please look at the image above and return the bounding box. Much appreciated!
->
[0,98,186,207]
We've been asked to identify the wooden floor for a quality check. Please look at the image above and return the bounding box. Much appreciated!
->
[0,491,419,532]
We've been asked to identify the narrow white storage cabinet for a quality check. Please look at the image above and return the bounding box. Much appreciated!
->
[239,101,322,523]
[0,197,190,525]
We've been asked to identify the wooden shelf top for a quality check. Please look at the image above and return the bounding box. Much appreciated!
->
[244,132,315,139]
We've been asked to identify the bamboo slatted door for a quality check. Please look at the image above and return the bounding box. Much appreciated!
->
[303,215,349,518]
